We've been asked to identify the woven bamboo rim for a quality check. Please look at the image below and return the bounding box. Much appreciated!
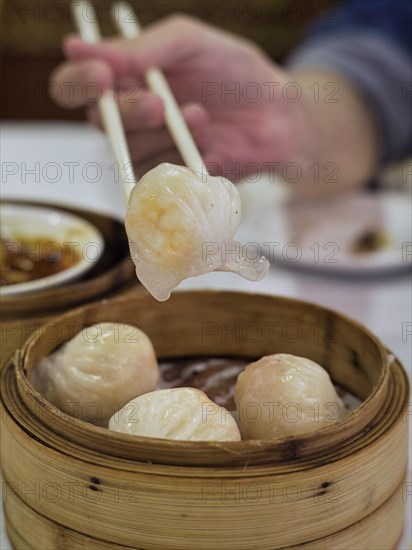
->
[14,290,390,466]
[0,291,409,549]
[2,477,406,550]
[0,352,408,549]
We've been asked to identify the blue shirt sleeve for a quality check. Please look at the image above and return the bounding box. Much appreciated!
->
[313,0,412,57]
[287,0,412,162]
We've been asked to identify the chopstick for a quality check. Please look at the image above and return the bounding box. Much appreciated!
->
[112,2,207,176]
[72,2,136,199]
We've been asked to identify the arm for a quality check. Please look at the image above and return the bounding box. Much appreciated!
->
[283,69,381,196]
[287,0,412,165]
[50,4,411,194]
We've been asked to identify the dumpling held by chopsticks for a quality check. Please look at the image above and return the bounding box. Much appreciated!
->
[125,163,269,301]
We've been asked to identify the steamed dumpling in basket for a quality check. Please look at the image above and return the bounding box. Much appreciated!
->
[125,163,269,301]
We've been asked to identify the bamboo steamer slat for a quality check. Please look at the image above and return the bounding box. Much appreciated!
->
[5,522,32,550]
[0,290,409,550]
[0,200,138,368]
[0,354,408,549]
[2,479,406,550]
[0,374,408,550]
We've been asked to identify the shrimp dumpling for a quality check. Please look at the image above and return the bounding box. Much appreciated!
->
[234,354,345,439]
[125,163,269,301]
[32,323,159,427]
[109,388,241,442]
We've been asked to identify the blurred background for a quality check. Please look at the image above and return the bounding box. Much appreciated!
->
[2,0,337,120]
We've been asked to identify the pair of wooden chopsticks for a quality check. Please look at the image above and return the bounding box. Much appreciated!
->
[72,1,206,199]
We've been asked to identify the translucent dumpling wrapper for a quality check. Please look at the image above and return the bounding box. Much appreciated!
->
[109,388,241,442]
[125,163,269,301]
[31,323,159,427]
[234,353,345,439]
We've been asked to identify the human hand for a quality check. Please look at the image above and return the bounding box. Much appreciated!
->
[50,15,308,181]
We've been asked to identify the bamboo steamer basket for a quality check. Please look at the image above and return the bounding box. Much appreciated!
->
[0,200,138,368]
[0,290,409,550]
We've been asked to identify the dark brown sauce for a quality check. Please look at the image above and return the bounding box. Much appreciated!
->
[352,229,390,254]
[0,237,80,286]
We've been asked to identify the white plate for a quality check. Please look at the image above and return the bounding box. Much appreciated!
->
[237,183,411,275]
[0,203,105,296]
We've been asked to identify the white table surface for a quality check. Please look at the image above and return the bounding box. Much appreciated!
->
[1,121,411,549]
